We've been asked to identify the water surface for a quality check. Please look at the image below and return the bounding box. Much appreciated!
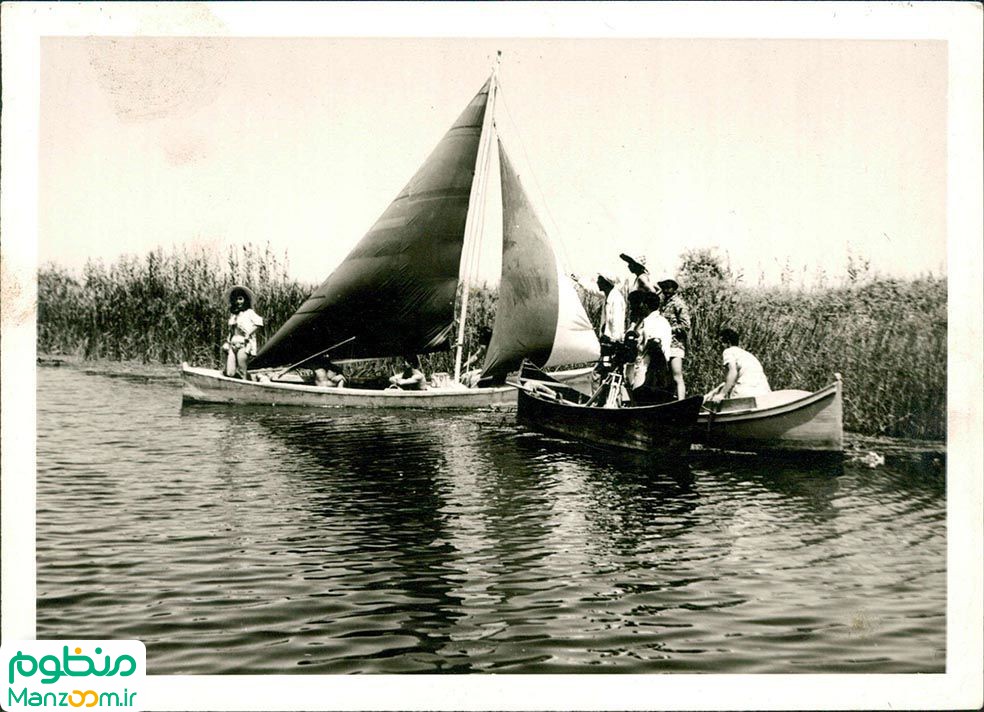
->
[36,366,946,673]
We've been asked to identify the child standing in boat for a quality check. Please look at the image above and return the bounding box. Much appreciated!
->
[223,285,264,379]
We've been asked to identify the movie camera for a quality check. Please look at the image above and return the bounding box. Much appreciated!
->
[598,331,639,373]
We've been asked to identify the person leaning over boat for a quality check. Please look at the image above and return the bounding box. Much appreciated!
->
[312,356,346,388]
[389,355,427,390]
[222,285,264,379]
[657,276,690,400]
[619,252,658,298]
[625,289,674,405]
[706,327,771,403]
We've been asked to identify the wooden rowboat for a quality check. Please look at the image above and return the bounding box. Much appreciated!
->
[514,369,704,456]
[695,375,844,454]
[182,363,594,409]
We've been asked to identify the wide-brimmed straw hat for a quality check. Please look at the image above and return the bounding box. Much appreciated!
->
[619,253,648,271]
[226,284,255,307]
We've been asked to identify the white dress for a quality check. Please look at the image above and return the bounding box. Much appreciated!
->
[228,308,264,356]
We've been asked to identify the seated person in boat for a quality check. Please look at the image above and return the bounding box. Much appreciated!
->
[311,356,345,388]
[222,285,263,379]
[625,289,674,405]
[706,327,771,403]
[461,326,493,388]
[389,355,427,390]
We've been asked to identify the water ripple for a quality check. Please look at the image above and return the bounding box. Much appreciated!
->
[35,367,946,673]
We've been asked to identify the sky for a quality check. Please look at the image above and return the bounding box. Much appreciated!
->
[40,35,948,289]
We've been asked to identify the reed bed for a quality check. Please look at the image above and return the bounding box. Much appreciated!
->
[38,244,312,366]
[38,245,945,440]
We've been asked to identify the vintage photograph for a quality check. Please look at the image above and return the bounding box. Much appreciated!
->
[3,2,982,710]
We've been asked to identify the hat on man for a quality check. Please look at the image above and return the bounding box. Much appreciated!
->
[627,287,661,308]
[597,272,617,288]
[226,284,255,307]
[656,276,679,290]
[619,253,648,271]
[640,288,663,306]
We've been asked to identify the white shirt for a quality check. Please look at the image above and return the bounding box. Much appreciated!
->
[640,312,671,362]
[627,311,671,389]
[602,289,626,341]
[722,346,770,398]
[576,278,626,341]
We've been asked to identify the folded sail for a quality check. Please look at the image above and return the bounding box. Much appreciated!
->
[250,80,491,369]
[481,141,600,381]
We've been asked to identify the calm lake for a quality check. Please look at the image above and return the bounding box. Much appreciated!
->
[35,365,945,674]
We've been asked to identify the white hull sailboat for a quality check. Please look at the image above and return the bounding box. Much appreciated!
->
[182,69,600,409]
[181,363,592,409]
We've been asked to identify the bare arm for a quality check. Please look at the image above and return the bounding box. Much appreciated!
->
[720,362,738,399]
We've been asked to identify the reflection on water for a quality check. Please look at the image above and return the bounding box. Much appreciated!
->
[35,367,946,673]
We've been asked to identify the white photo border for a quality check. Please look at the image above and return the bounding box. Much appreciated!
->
[2,2,981,710]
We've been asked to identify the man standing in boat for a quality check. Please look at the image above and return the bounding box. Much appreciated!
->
[619,253,658,297]
[657,276,691,401]
[572,271,627,392]
[572,272,626,342]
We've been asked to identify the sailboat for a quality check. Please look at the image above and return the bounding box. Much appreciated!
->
[181,71,600,408]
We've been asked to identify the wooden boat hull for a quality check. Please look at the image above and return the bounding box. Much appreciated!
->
[516,385,704,456]
[695,378,843,453]
[181,363,594,409]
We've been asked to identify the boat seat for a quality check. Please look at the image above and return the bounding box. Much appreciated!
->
[707,396,758,413]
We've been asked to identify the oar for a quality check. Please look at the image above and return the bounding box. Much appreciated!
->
[273,336,356,381]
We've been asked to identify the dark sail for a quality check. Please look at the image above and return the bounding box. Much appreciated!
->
[480,141,599,381]
[250,80,491,369]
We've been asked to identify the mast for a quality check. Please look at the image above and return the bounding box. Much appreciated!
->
[454,55,501,383]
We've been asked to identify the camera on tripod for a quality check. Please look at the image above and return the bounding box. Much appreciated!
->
[598,331,638,373]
